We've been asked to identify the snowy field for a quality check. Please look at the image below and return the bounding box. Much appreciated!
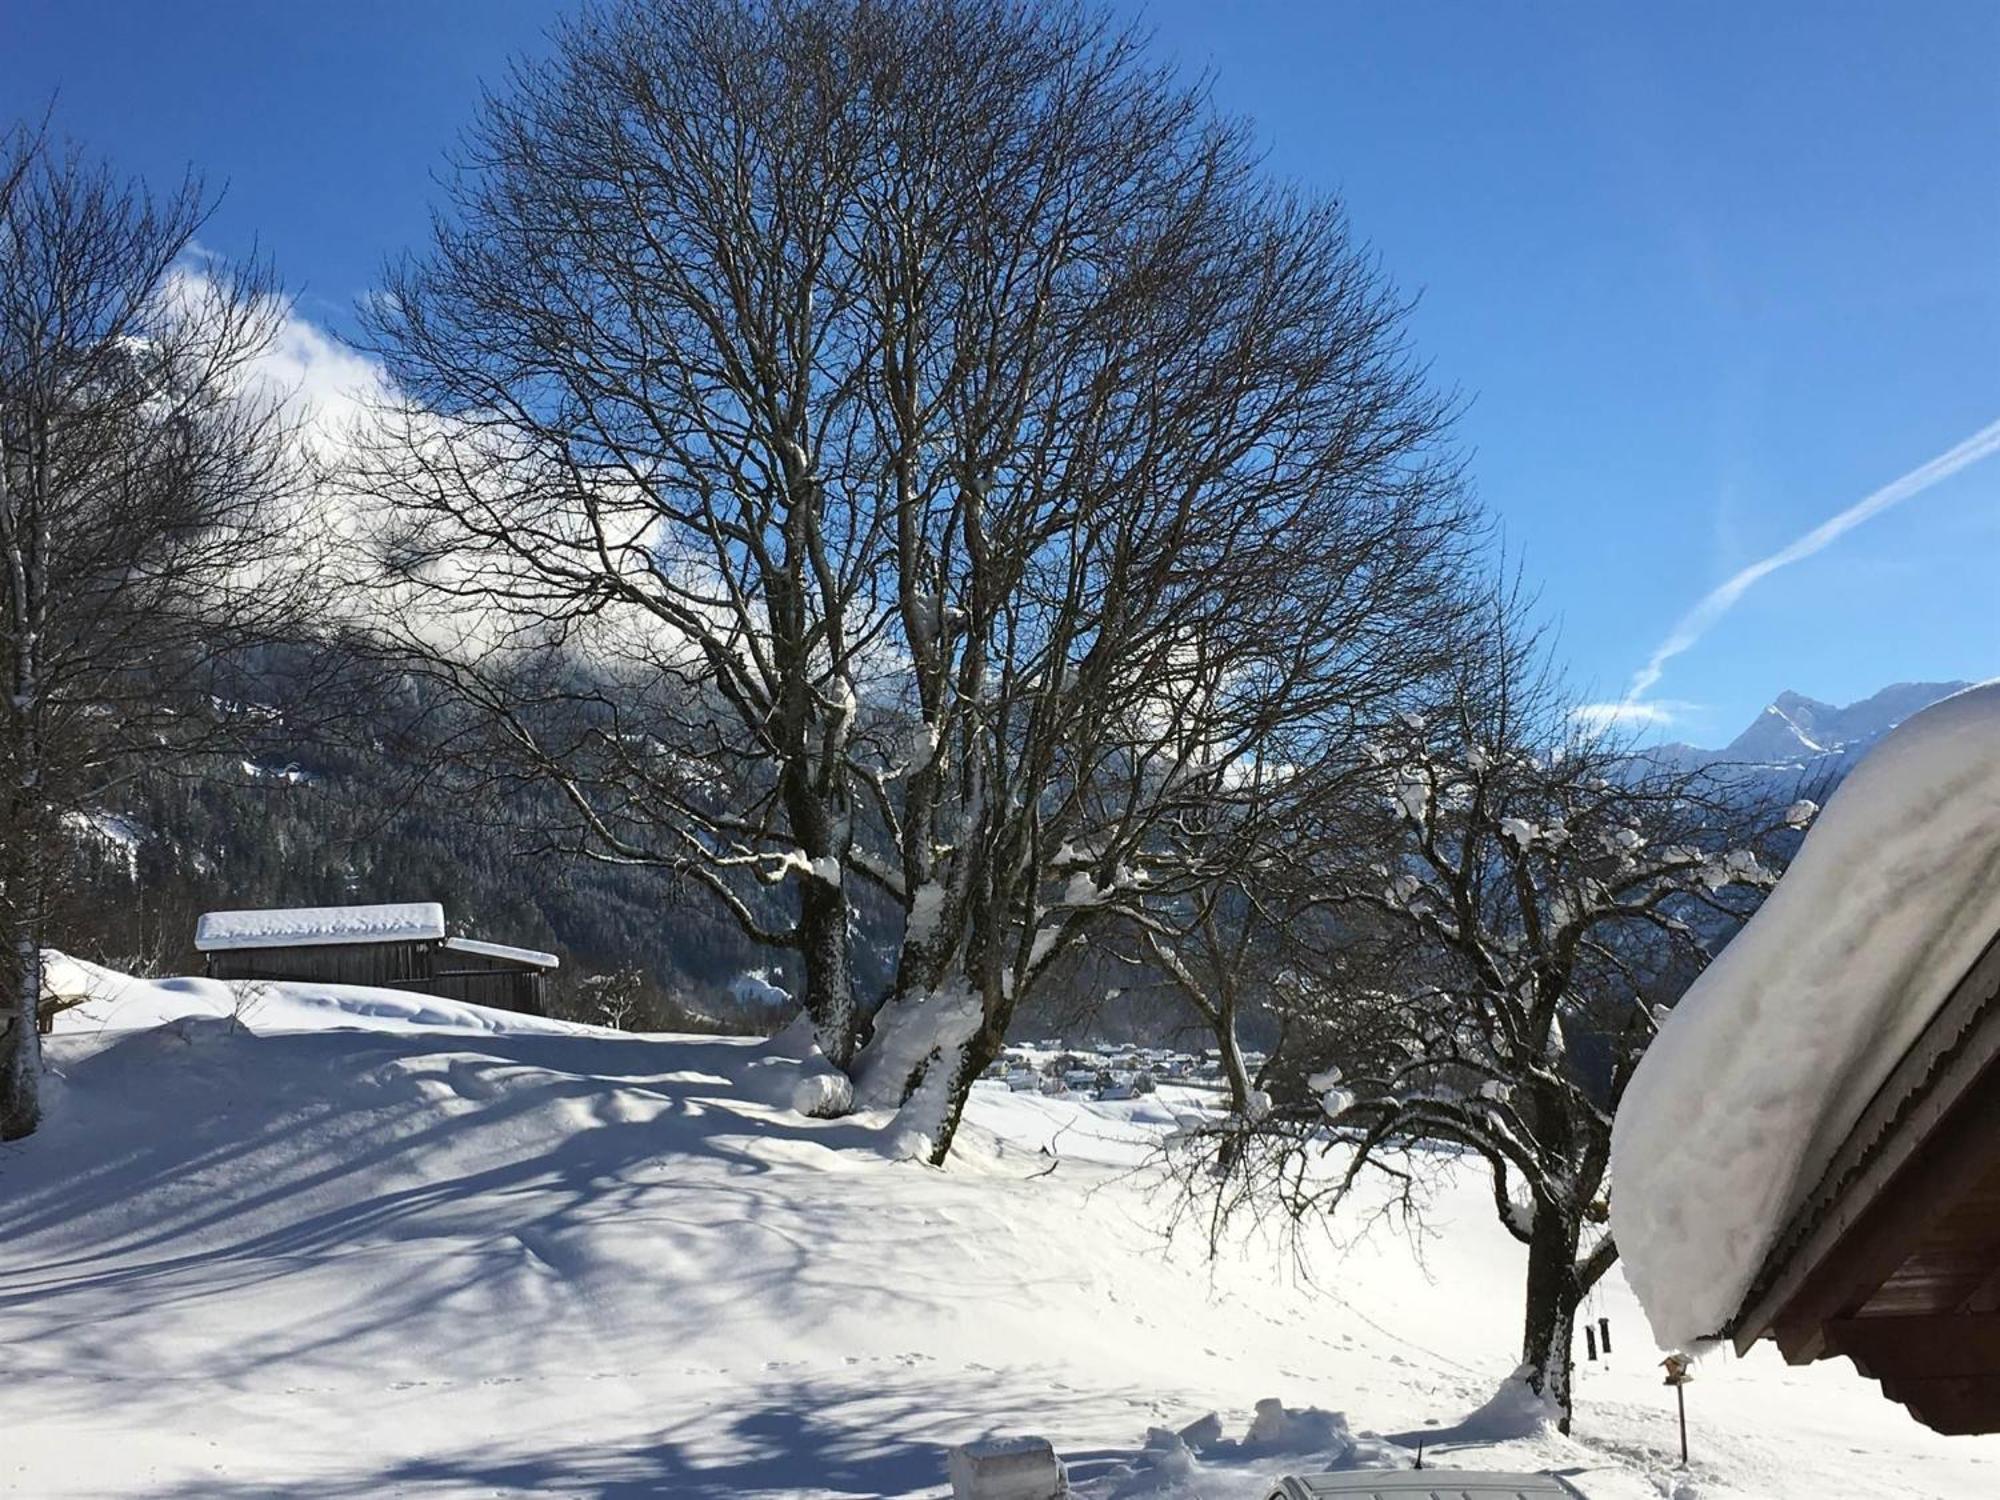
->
[6,963,2000,1498]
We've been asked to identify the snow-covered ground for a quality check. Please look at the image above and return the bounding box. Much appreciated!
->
[6,962,1999,1498]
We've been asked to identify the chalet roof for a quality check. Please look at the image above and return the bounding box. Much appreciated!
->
[194,902,447,952]
[1723,928,2000,1433]
[442,936,560,969]
[1732,925,2000,1344]
[1611,682,2000,1352]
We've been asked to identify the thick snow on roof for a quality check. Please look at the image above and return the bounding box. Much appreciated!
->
[1612,681,2000,1351]
[195,902,446,952]
[442,935,559,969]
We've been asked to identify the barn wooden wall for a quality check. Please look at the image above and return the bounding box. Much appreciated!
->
[205,940,548,1016]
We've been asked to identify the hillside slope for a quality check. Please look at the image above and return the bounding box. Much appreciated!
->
[4,966,1997,1498]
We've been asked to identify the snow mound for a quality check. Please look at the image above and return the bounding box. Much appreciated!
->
[1071,1399,1409,1498]
[790,1045,857,1118]
[1612,680,2000,1350]
[1454,1366,1563,1441]
[44,950,602,1039]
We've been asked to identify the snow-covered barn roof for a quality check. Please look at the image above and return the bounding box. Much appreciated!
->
[1612,681,2000,1353]
[442,936,559,969]
[195,902,447,952]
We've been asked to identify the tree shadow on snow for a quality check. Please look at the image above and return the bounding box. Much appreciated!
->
[130,1372,1144,1499]
[0,1026,906,1401]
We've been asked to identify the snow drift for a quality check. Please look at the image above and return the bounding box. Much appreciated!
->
[1612,680,2000,1351]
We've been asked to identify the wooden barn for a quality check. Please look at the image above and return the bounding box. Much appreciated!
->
[194,902,558,1017]
[1731,925,2000,1434]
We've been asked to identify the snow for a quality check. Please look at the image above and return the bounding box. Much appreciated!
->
[908,716,941,774]
[1612,681,2000,1352]
[60,809,144,873]
[905,881,948,948]
[768,849,844,887]
[765,1014,860,1119]
[1391,770,1429,823]
[732,967,792,1008]
[442,935,560,968]
[42,950,592,1039]
[194,900,447,951]
[240,758,315,784]
[7,958,1999,1497]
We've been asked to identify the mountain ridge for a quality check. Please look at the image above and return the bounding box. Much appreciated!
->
[1659,679,1974,771]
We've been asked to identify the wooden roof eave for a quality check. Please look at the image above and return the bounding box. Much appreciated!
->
[1730,924,2000,1362]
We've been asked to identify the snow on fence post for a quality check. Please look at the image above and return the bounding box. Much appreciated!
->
[947,1435,1068,1500]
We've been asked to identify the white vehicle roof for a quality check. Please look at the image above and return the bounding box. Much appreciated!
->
[195,902,446,952]
[1266,1472,1580,1499]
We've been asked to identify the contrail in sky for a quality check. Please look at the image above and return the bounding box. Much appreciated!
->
[1624,414,2000,703]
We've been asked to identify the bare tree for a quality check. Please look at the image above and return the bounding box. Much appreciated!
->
[0,123,309,1138]
[1171,602,1801,1431]
[356,0,1475,1154]
[356,0,928,1069]
[1093,758,1367,1130]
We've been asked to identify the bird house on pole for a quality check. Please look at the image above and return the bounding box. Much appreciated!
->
[1661,1354,1693,1464]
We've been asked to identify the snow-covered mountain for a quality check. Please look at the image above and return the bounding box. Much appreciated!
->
[1659,680,1972,775]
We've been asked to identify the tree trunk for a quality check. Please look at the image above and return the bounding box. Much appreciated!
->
[797,869,857,1069]
[777,734,858,1068]
[1212,1010,1255,1174]
[922,1006,1007,1166]
[1219,1018,1253,1116]
[1521,1209,1583,1434]
[0,424,42,1141]
[0,919,43,1141]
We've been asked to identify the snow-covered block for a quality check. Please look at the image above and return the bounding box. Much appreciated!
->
[195,902,447,952]
[947,1435,1067,1500]
[789,1040,856,1119]
[1175,1411,1223,1451]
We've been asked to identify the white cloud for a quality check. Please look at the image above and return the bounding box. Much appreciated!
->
[1571,700,1694,734]
[250,298,392,452]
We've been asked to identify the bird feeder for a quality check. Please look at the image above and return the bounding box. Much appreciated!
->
[1660,1354,1693,1464]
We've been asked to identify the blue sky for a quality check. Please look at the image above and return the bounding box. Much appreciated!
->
[7,1,1995,745]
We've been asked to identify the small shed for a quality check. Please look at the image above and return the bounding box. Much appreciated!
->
[194,902,558,1016]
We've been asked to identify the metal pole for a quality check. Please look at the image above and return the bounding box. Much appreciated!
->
[1676,1382,1688,1465]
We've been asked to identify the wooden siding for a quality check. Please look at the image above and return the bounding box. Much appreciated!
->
[205,939,436,988]
[425,966,548,1015]
[204,939,547,1017]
